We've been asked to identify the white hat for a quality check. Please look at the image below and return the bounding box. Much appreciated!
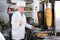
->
[16,1,26,8]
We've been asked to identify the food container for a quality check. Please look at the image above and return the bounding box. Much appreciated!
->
[35,32,48,37]
[32,28,49,38]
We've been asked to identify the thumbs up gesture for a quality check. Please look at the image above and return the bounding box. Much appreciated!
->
[19,19,23,26]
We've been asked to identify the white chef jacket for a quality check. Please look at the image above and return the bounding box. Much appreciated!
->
[0,32,5,40]
[11,11,32,40]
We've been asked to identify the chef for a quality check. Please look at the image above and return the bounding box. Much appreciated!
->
[11,1,35,40]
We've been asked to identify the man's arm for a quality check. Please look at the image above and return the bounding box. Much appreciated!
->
[25,23,32,29]
[24,14,35,30]
[25,23,35,30]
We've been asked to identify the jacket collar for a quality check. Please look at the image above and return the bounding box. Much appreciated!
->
[17,11,24,17]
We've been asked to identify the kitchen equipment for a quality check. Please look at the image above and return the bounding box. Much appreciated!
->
[30,24,55,39]
[35,32,48,37]
[32,27,52,38]
[26,17,34,24]
[46,2,52,30]
[29,19,34,24]
[37,11,43,25]
[33,27,42,32]
[37,0,55,37]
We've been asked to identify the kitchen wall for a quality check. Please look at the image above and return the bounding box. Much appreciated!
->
[0,0,9,23]
[0,0,33,23]
[32,0,40,23]
[0,0,43,23]
[24,0,40,23]
[24,12,33,17]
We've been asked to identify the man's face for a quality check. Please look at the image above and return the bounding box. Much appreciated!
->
[18,6,24,13]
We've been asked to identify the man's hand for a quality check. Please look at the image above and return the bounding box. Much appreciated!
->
[31,25,35,30]
[19,19,23,26]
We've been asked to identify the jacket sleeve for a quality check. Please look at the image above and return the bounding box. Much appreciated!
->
[24,15,32,29]
[25,23,32,29]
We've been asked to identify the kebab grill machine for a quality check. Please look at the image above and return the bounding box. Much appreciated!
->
[30,0,55,39]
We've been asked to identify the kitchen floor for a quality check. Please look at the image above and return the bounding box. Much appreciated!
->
[29,36,60,40]
[44,36,60,40]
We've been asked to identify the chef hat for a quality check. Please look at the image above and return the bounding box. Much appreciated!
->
[16,1,26,8]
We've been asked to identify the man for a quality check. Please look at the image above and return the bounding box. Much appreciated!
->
[11,1,35,40]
